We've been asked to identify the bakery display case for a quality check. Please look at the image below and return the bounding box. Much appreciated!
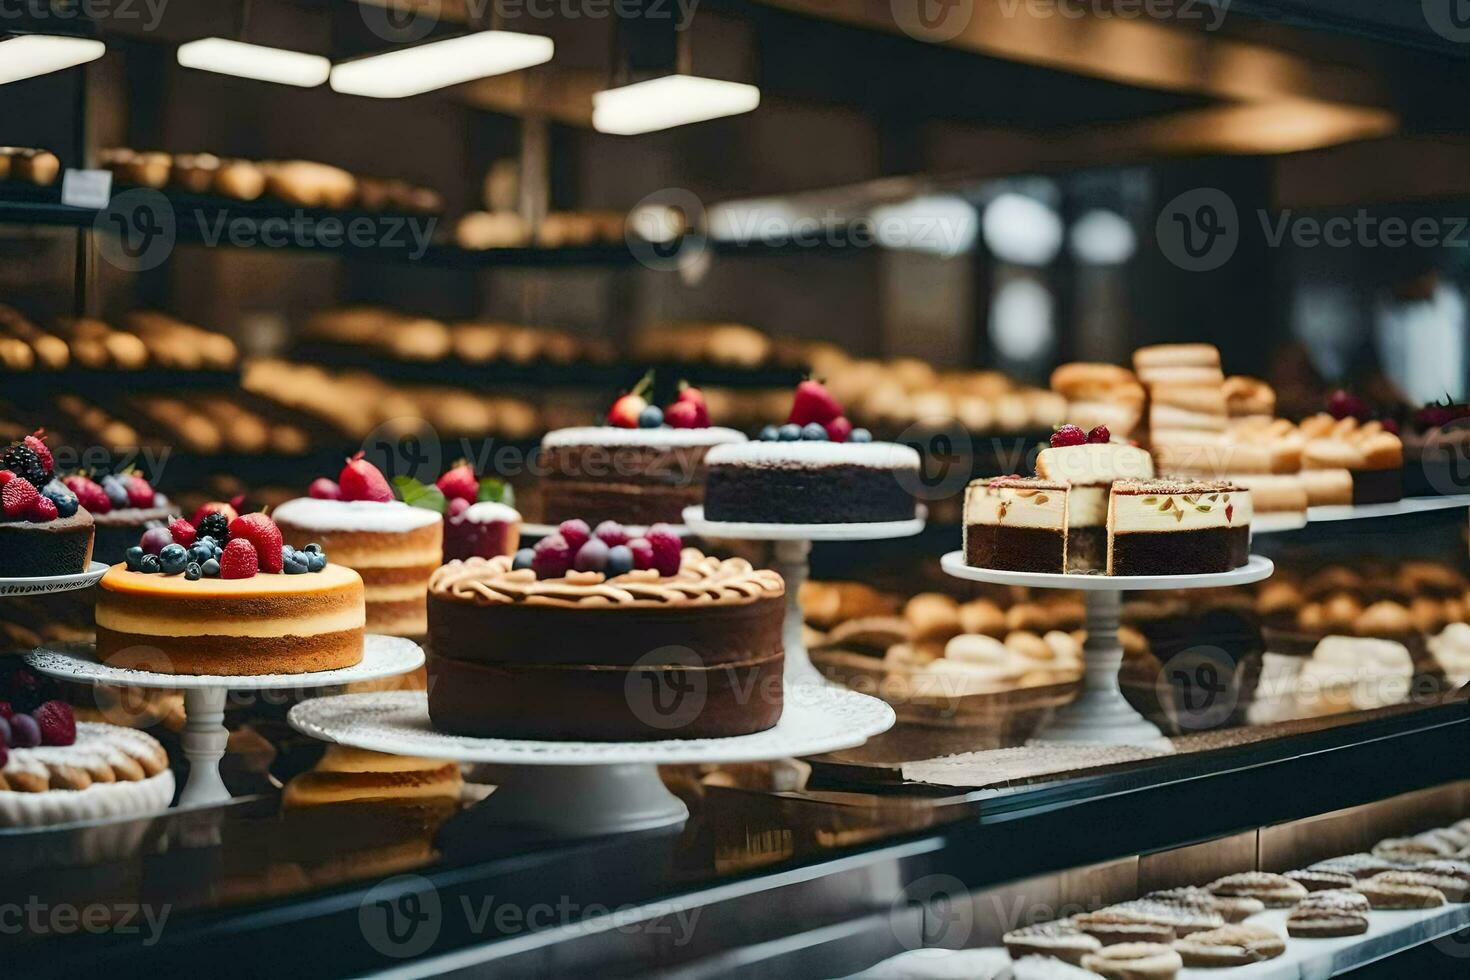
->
[4,1,1470,977]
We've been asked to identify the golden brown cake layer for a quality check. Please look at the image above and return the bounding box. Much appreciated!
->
[95,626,364,675]
[275,520,438,637]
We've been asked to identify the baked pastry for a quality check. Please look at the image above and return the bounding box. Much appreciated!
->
[1309,853,1403,879]
[1035,439,1154,571]
[1370,870,1468,902]
[1297,467,1354,507]
[1134,343,1224,385]
[1049,362,1146,438]
[1207,872,1307,907]
[95,514,364,675]
[1107,480,1252,575]
[1356,874,1446,909]
[1080,942,1182,979]
[1172,924,1284,968]
[0,432,95,577]
[1102,899,1224,937]
[0,147,60,186]
[0,722,174,828]
[1299,414,1404,505]
[1223,376,1276,421]
[1287,890,1371,938]
[1002,921,1101,966]
[704,440,920,524]
[427,541,785,740]
[283,745,460,807]
[273,456,442,637]
[1072,909,1177,946]
[1144,887,1263,924]
[1285,868,1357,892]
[963,477,1068,573]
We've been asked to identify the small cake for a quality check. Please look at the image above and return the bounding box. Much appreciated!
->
[1107,480,1251,576]
[62,471,171,565]
[274,455,442,637]
[95,513,364,675]
[963,477,1069,573]
[428,462,521,563]
[704,440,920,524]
[1299,413,1404,505]
[428,525,785,740]
[0,432,95,577]
[1035,428,1154,571]
[541,376,745,526]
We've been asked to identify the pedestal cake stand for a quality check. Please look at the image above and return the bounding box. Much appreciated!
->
[940,553,1275,745]
[289,685,895,841]
[0,561,109,597]
[684,506,926,681]
[25,635,424,806]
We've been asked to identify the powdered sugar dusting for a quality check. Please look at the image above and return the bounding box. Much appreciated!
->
[706,441,921,469]
[542,426,747,449]
[273,498,442,532]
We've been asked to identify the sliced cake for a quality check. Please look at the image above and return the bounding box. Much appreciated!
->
[963,477,1069,574]
[1107,480,1252,576]
[1035,426,1154,572]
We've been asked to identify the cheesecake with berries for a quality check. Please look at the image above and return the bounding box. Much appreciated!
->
[1107,480,1252,576]
[1035,425,1154,572]
[963,477,1069,573]
[0,432,95,578]
[427,522,785,740]
[274,455,442,637]
[94,512,364,675]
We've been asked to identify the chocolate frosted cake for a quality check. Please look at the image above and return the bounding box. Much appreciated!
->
[540,426,747,527]
[1107,480,1252,576]
[427,549,785,740]
[963,477,1068,573]
[0,510,94,578]
[702,442,920,524]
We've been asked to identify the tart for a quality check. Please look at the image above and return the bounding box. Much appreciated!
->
[0,722,173,828]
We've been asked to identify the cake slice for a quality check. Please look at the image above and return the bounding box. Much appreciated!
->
[1036,441,1153,572]
[1107,480,1251,576]
[963,477,1068,574]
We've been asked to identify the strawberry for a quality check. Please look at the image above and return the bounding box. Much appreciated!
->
[436,463,478,503]
[675,382,711,426]
[308,478,342,500]
[607,370,655,428]
[64,474,111,514]
[190,501,238,527]
[22,431,52,481]
[219,538,259,579]
[2,477,38,519]
[788,379,844,426]
[338,453,393,503]
[125,474,155,508]
[32,700,75,747]
[664,399,702,429]
[824,415,853,443]
[228,513,284,573]
[1050,425,1087,448]
[167,517,198,547]
[27,495,57,522]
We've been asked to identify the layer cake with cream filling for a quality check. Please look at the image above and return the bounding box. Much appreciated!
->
[1036,441,1154,571]
[963,477,1069,574]
[703,441,920,524]
[1108,480,1252,576]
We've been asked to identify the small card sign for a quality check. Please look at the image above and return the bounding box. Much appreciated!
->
[61,168,113,209]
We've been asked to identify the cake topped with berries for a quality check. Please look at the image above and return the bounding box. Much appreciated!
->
[63,470,172,565]
[94,511,364,675]
[426,519,786,741]
[701,379,920,524]
[1035,424,1154,571]
[273,454,443,637]
[0,431,95,578]
[540,374,746,527]
[410,461,523,563]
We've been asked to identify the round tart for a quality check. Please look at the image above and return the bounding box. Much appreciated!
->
[0,722,173,828]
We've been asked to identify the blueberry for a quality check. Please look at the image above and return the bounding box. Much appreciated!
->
[139,553,161,574]
[303,543,322,555]
[184,562,202,581]
[800,422,828,441]
[159,543,188,574]
[759,425,780,442]
[125,546,146,571]
[512,548,535,571]
[778,423,802,442]
[188,543,213,564]
[850,428,873,443]
[284,552,309,574]
[201,557,220,577]
[102,475,129,509]
[198,536,218,550]
[41,480,78,517]
[306,551,327,572]
[606,544,634,577]
[638,405,664,429]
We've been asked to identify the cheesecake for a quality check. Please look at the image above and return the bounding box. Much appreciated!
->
[1107,480,1252,576]
[1036,442,1154,571]
[963,477,1069,574]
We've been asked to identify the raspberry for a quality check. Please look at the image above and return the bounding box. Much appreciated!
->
[220,538,258,579]
[645,524,682,576]
[435,464,478,503]
[22,432,52,480]
[167,517,197,547]
[338,453,393,503]
[125,474,155,508]
[0,470,12,486]
[557,519,591,552]
[1086,425,1111,444]
[824,416,853,443]
[27,495,57,522]
[32,700,75,747]
[593,520,629,547]
[447,497,470,518]
[308,478,341,500]
[627,537,656,571]
[228,513,284,574]
[1050,424,1087,448]
[664,400,701,429]
[2,477,39,519]
[531,533,573,579]
[64,475,112,514]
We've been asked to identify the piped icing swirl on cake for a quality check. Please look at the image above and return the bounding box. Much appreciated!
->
[430,548,784,608]
[542,426,747,448]
[272,498,443,532]
[705,441,920,469]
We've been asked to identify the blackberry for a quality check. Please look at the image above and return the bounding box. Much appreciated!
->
[198,513,230,542]
[1,444,45,486]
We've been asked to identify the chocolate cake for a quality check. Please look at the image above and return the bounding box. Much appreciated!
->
[962,477,1068,573]
[0,510,95,578]
[90,496,172,566]
[426,549,785,740]
[1107,480,1252,576]
[702,442,920,524]
[540,426,747,527]
[1036,442,1153,571]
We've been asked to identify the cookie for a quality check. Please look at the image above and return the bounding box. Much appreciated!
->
[1073,910,1176,946]
[1371,870,1468,903]
[1104,899,1224,937]
[1173,924,1286,968]
[1309,854,1400,879]
[1285,868,1357,892]
[1357,874,1446,909]
[1417,860,1470,886]
[1373,836,1454,863]
[1287,890,1370,939]
[1207,872,1309,908]
[1003,921,1101,966]
[1146,886,1264,924]
[1080,942,1183,979]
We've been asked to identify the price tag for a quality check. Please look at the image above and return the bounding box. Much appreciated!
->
[61,168,113,209]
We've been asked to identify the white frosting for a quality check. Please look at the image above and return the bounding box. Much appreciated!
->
[461,501,521,524]
[1109,488,1242,533]
[542,426,747,449]
[964,482,1067,530]
[273,498,442,532]
[707,441,921,470]
[1036,443,1154,486]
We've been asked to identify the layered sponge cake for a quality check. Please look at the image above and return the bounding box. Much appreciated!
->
[963,477,1069,573]
[1036,440,1154,571]
[1108,479,1252,576]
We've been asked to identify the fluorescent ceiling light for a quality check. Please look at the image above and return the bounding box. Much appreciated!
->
[0,34,105,86]
[593,75,760,135]
[329,31,553,99]
[177,37,331,87]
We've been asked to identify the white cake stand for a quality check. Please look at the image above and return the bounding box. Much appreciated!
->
[0,561,108,597]
[289,684,895,840]
[940,552,1275,745]
[24,635,424,807]
[684,506,927,682]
